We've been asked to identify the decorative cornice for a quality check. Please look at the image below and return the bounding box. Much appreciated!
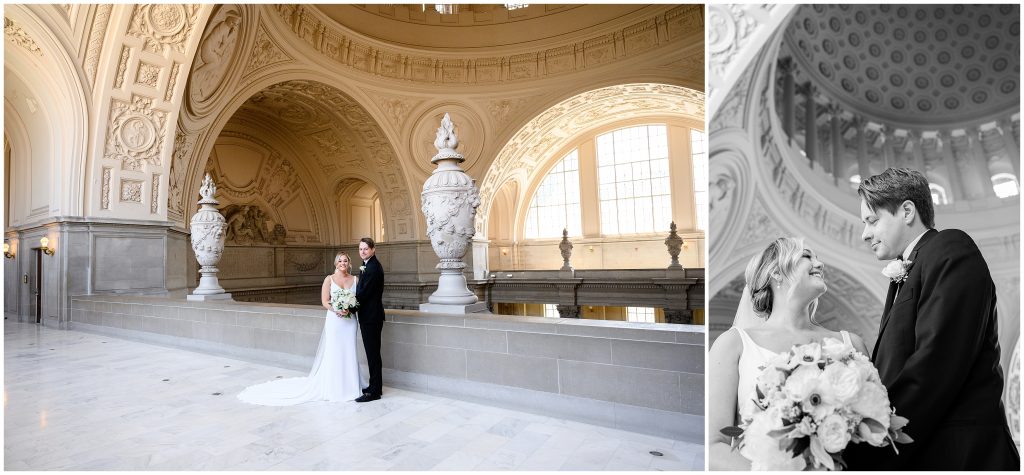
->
[272,4,701,86]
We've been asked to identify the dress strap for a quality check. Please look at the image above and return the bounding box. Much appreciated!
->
[735,327,756,352]
[840,330,851,346]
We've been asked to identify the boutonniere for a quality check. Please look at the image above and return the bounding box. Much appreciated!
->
[359,265,366,273]
[882,259,913,283]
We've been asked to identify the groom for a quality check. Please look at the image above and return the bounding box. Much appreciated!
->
[845,168,1018,470]
[355,237,385,403]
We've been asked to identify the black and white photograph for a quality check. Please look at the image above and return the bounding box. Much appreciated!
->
[706,4,1020,470]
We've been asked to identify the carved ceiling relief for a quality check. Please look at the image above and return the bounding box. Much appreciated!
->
[188,5,243,109]
[84,4,112,86]
[242,24,292,78]
[127,4,200,55]
[4,18,43,57]
[273,4,697,86]
[105,96,168,172]
[204,138,318,245]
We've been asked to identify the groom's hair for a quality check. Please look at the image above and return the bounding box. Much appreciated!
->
[359,237,375,249]
[858,168,935,229]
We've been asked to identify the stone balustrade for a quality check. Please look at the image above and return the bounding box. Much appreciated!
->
[68,294,704,442]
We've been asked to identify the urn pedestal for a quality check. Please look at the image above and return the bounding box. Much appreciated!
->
[419,113,488,314]
[187,174,232,301]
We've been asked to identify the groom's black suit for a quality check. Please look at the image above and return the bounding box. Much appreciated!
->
[356,254,385,396]
[845,229,1019,470]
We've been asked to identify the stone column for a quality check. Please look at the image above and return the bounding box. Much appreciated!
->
[828,104,842,182]
[970,131,996,198]
[911,133,927,175]
[188,174,232,301]
[556,304,581,319]
[803,83,817,169]
[880,127,893,170]
[420,113,488,314]
[664,308,693,324]
[780,58,797,142]
[999,119,1020,178]
[940,131,965,202]
[855,116,870,181]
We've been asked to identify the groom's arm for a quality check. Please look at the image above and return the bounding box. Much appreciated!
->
[880,232,993,462]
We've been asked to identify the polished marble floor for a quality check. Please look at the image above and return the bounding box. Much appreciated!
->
[4,322,703,470]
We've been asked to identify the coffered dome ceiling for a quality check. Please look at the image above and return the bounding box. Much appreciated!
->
[785,4,1020,126]
[315,4,654,51]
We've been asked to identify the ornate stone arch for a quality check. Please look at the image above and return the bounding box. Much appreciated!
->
[170,72,418,242]
[476,83,704,236]
[4,5,90,220]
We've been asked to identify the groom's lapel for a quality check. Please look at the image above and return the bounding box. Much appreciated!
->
[874,281,900,360]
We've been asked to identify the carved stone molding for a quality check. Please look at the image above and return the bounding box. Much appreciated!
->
[120,179,143,203]
[4,18,43,57]
[167,130,195,221]
[127,4,200,55]
[242,24,293,77]
[114,45,129,88]
[101,167,112,210]
[164,63,180,102]
[477,83,703,234]
[485,97,535,128]
[150,174,160,214]
[104,96,168,171]
[368,92,423,130]
[84,4,112,85]
[272,4,700,86]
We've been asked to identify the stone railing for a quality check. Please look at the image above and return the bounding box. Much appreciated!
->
[68,294,704,442]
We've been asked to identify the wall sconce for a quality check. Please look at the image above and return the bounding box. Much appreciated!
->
[39,237,54,256]
[682,241,689,250]
[3,242,14,259]
[501,248,508,256]
[587,245,594,252]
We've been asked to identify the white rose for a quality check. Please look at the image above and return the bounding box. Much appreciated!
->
[816,414,852,453]
[740,413,808,471]
[850,380,891,426]
[791,342,823,366]
[821,362,862,405]
[756,366,787,396]
[821,337,854,361]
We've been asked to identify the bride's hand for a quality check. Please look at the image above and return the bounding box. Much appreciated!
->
[338,309,349,317]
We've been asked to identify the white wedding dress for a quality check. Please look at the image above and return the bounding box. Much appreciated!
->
[238,277,366,406]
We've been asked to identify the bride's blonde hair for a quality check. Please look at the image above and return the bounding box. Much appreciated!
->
[334,252,352,272]
[744,237,820,321]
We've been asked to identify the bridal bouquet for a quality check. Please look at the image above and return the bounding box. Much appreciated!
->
[723,338,912,470]
[329,287,359,318]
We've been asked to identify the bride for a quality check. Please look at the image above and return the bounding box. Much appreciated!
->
[708,237,869,470]
[238,252,366,405]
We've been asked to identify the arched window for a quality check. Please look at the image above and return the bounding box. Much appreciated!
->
[929,183,949,206]
[597,125,671,235]
[523,150,581,238]
[992,173,1020,198]
[691,129,708,230]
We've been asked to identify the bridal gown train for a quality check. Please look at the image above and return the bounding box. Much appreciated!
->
[238,278,366,406]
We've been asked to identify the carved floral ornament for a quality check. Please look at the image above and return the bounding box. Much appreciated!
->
[128,4,199,55]
[105,96,167,171]
[4,17,43,56]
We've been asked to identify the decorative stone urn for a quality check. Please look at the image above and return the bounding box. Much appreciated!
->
[665,221,683,270]
[187,174,232,301]
[420,114,486,313]
[559,228,574,273]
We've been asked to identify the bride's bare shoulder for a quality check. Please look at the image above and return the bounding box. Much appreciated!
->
[709,328,742,361]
